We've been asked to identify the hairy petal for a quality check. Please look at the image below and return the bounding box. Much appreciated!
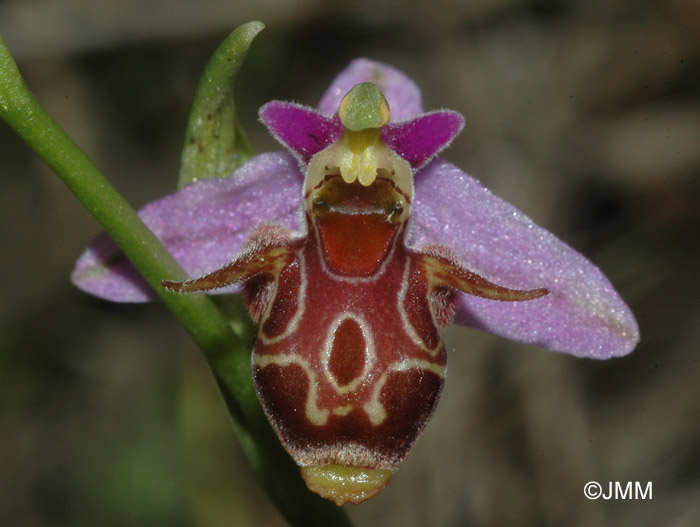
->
[382,111,465,169]
[72,152,304,302]
[408,159,639,359]
[259,102,343,163]
[318,58,423,120]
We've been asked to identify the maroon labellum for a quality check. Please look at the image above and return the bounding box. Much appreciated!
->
[163,84,547,505]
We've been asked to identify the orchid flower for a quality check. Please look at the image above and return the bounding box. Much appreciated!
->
[72,58,639,506]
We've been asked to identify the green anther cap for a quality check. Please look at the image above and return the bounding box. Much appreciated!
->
[338,82,391,131]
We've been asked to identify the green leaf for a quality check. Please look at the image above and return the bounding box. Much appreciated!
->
[178,21,263,189]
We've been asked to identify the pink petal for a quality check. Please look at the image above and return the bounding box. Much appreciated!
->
[408,159,639,359]
[382,111,465,169]
[259,102,343,163]
[72,152,305,302]
[318,58,423,120]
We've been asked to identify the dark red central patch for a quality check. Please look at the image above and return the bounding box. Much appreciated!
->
[328,318,366,387]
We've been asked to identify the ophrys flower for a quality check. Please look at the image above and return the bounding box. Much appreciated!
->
[73,58,639,505]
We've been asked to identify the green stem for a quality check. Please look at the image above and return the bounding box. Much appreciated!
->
[0,32,351,527]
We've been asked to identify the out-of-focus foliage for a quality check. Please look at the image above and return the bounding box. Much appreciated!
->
[1,1,698,526]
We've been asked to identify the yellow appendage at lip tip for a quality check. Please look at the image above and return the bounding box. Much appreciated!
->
[301,464,393,506]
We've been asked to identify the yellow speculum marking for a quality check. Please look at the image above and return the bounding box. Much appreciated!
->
[253,353,330,426]
[332,404,353,417]
[321,313,375,395]
[301,464,393,506]
[363,358,447,426]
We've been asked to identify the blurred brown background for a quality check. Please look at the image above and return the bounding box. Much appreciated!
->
[1,0,699,526]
